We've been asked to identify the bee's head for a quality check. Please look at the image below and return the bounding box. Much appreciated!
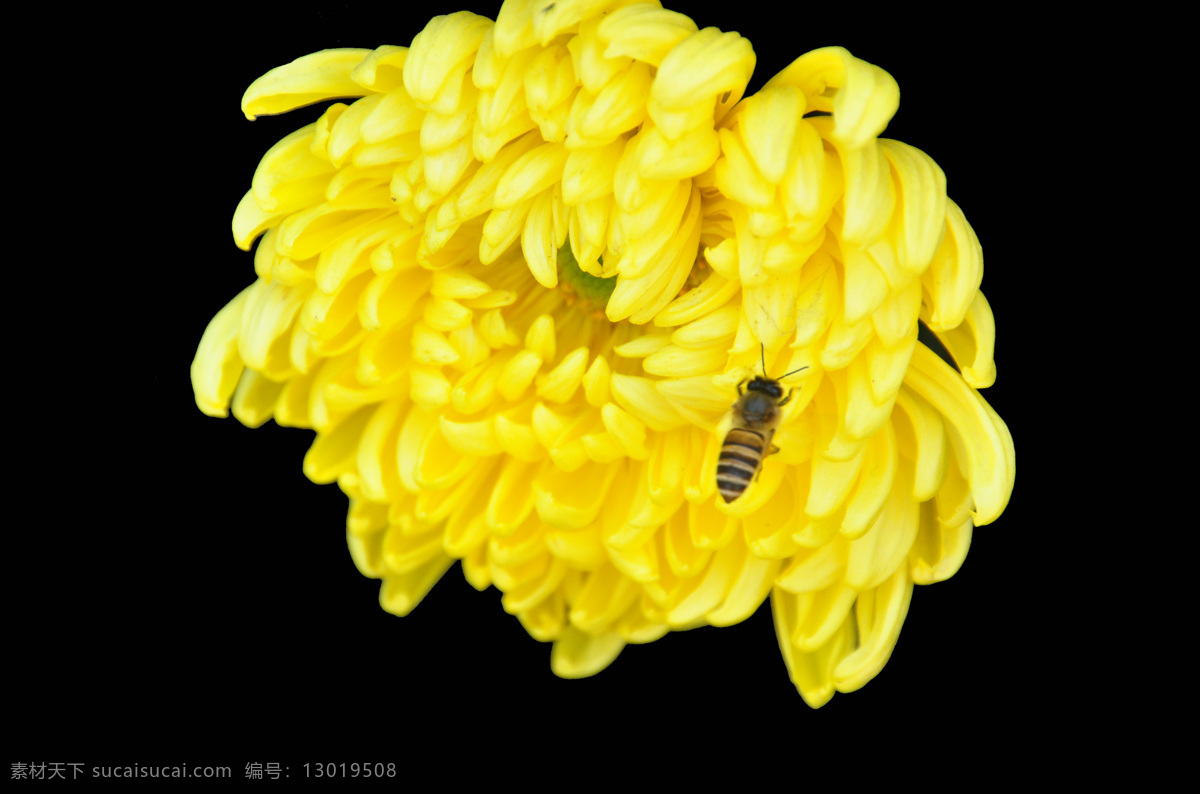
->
[746,377,784,401]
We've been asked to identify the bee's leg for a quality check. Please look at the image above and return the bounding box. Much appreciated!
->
[755,446,781,482]
[778,389,794,407]
[765,430,779,461]
[737,378,748,396]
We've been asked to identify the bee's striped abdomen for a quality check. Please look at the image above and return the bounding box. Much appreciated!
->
[717,428,766,502]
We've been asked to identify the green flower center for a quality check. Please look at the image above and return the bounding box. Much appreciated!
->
[557,246,616,310]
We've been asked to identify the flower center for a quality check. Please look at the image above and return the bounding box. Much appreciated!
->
[556,246,616,315]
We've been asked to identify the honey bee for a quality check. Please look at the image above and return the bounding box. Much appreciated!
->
[717,347,808,503]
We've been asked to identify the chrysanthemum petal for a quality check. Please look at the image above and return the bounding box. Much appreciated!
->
[462,544,491,589]
[242,49,374,120]
[934,290,997,389]
[443,485,493,558]
[573,62,653,145]
[773,587,856,708]
[807,445,865,519]
[535,460,619,529]
[538,346,589,402]
[550,626,626,678]
[316,218,397,295]
[303,408,373,484]
[230,370,283,429]
[192,286,253,417]
[492,0,538,58]
[525,43,575,121]
[649,27,755,140]
[503,557,568,614]
[649,429,696,507]
[494,408,545,461]
[275,195,395,262]
[893,387,948,502]
[251,124,336,215]
[616,600,670,644]
[843,355,892,441]
[325,92,384,167]
[561,138,624,205]
[638,125,720,181]
[600,402,649,459]
[610,373,687,431]
[522,190,564,287]
[494,143,570,210]
[347,527,387,578]
[743,85,805,185]
[782,120,842,238]
[404,12,493,115]
[379,552,455,617]
[544,524,608,569]
[716,127,774,209]
[439,415,503,458]
[581,355,612,406]
[272,364,317,427]
[741,469,804,558]
[845,464,919,591]
[841,245,890,327]
[384,521,450,574]
[866,331,917,407]
[822,319,874,382]
[359,89,423,147]
[653,377,731,422]
[598,4,697,67]
[776,541,845,595]
[454,133,540,221]
[350,45,409,93]
[570,563,640,633]
[743,268,802,353]
[789,584,857,653]
[665,304,736,351]
[567,12,631,93]
[836,137,895,248]
[705,540,782,627]
[232,190,290,252]
[791,253,838,348]
[833,564,913,692]
[880,139,947,274]
[642,343,725,378]
[904,345,1014,525]
[764,46,899,151]
[665,548,735,626]
[517,590,567,640]
[654,271,739,328]
[660,510,710,579]
[840,420,897,538]
[485,458,539,533]
[355,401,407,501]
[923,199,983,331]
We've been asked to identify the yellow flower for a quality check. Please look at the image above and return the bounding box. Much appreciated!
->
[192,0,1013,707]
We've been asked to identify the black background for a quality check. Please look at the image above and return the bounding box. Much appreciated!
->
[14,0,1074,769]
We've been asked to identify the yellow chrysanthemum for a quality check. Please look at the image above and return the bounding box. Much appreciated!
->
[192,0,1013,707]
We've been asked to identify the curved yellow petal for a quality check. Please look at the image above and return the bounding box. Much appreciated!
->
[834,564,913,693]
[904,345,1014,525]
[379,552,455,617]
[765,46,899,151]
[192,286,253,417]
[550,625,625,678]
[242,49,374,120]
